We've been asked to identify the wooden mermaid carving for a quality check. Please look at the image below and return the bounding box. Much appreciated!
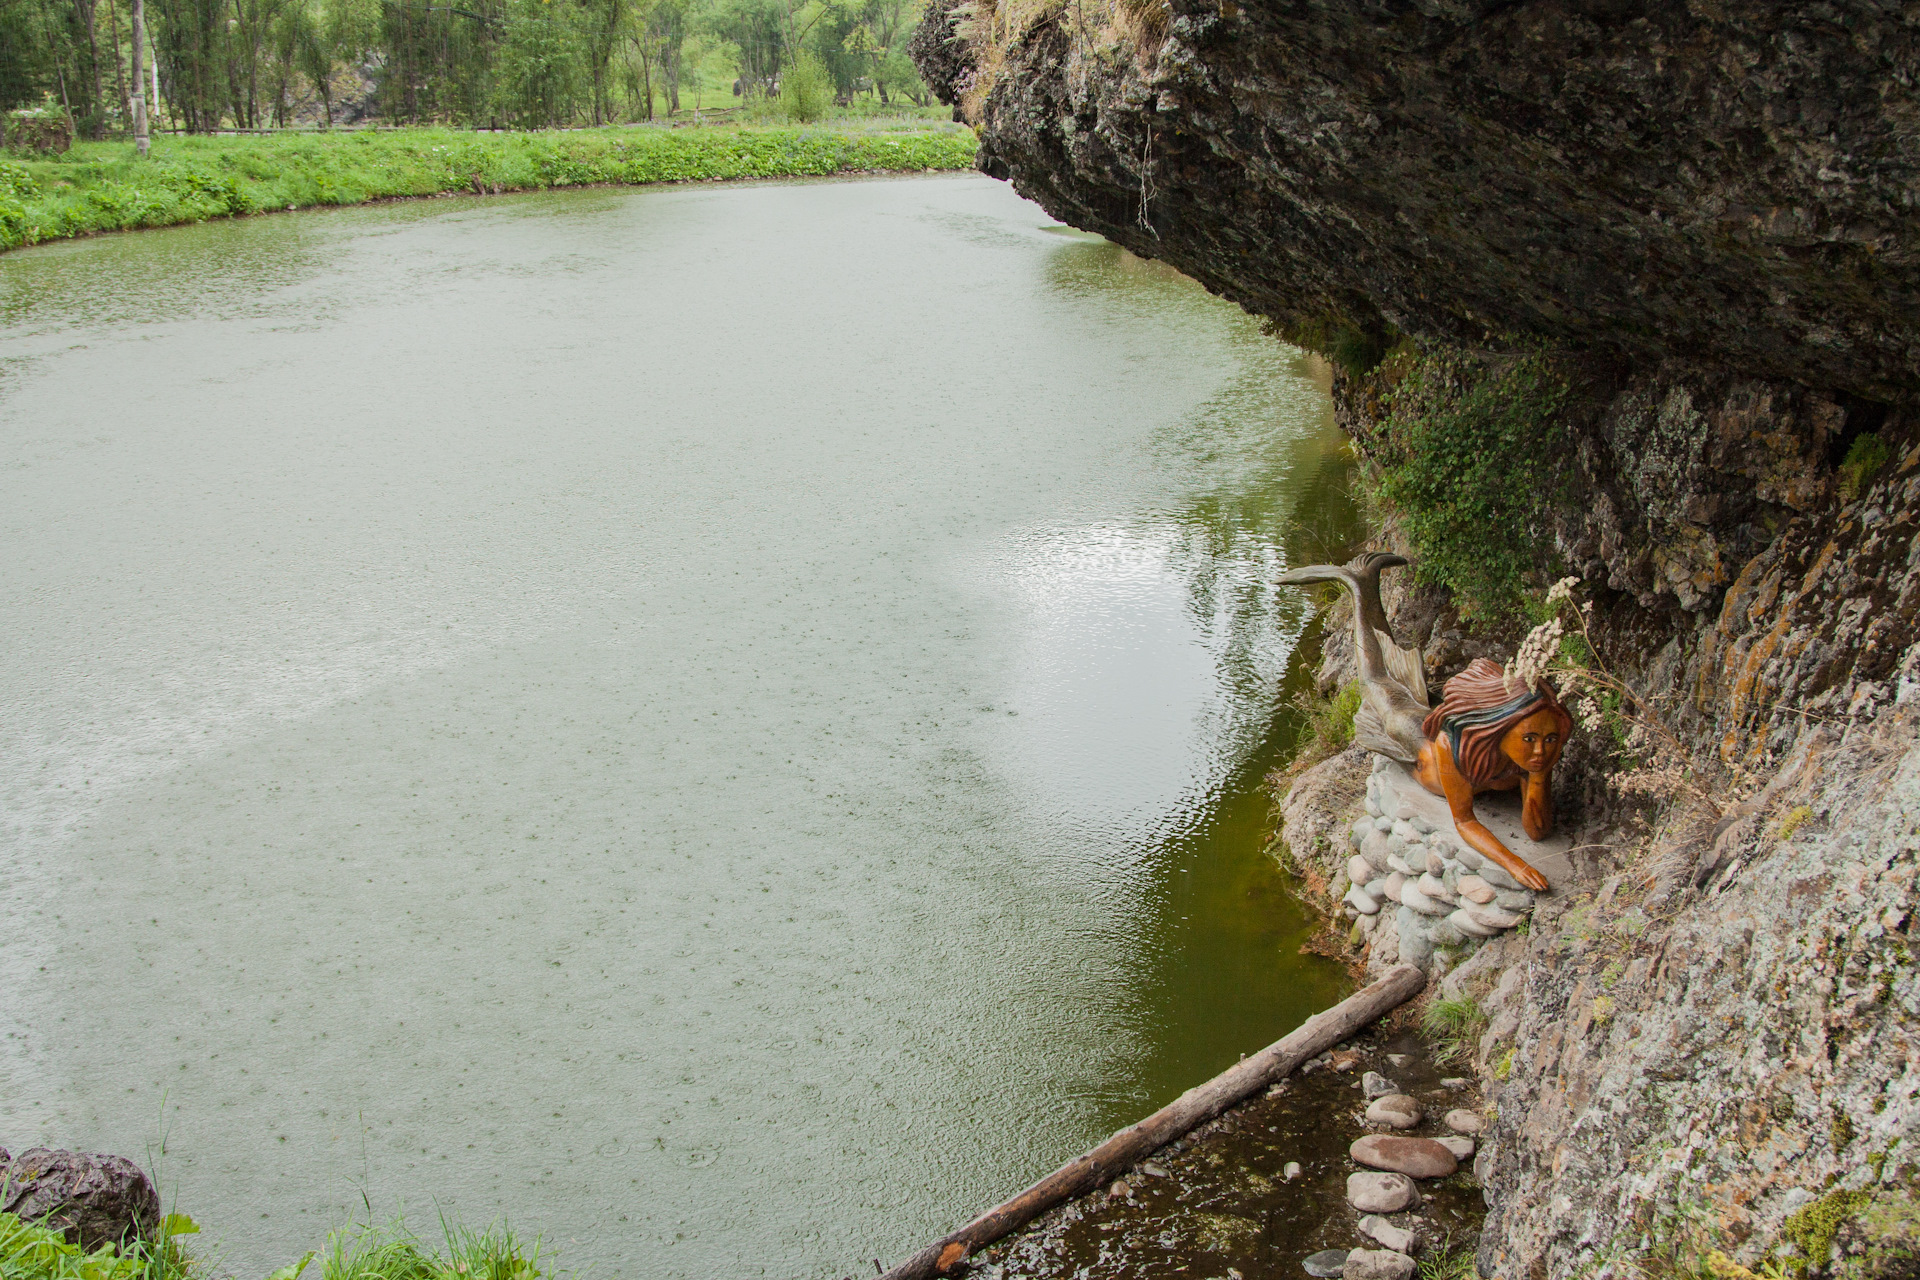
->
[1279,554,1570,892]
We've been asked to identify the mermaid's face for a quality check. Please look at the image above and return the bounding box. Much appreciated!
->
[1500,708,1563,774]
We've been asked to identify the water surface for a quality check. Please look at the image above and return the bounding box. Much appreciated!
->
[0,175,1354,1277]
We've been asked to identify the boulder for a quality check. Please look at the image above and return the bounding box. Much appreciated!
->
[1444,1108,1485,1134]
[1345,1248,1418,1280]
[1346,1171,1418,1213]
[1350,1134,1459,1179]
[1365,1093,1423,1129]
[0,1148,160,1250]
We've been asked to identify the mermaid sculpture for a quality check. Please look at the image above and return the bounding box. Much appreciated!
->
[1280,554,1570,892]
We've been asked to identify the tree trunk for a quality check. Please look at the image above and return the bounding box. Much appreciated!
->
[107,0,128,128]
[77,0,104,137]
[876,964,1430,1280]
[129,0,148,152]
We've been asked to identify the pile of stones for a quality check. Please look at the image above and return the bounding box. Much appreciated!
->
[1302,1069,1486,1280]
[1332,758,1542,968]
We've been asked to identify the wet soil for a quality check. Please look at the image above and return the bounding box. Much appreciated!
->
[963,1023,1485,1279]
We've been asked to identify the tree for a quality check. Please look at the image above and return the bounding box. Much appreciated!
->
[129,0,147,148]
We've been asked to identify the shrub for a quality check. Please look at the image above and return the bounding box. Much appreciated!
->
[779,56,833,124]
[1367,348,1572,617]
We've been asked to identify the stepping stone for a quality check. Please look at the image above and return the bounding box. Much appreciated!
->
[1358,1214,1418,1254]
[1436,1136,1474,1159]
[1303,1249,1350,1277]
[1347,1171,1418,1213]
[1345,1248,1417,1280]
[1365,1094,1422,1129]
[1350,1135,1458,1179]
[1362,1071,1398,1099]
[1445,1109,1485,1134]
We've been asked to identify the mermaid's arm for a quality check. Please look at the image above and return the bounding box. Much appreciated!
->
[1433,739,1551,891]
[1521,770,1554,842]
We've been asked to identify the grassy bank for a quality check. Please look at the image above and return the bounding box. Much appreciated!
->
[0,121,979,253]
[2,1206,548,1280]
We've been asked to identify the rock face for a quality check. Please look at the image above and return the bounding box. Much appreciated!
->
[916,0,1920,403]
[0,1148,160,1250]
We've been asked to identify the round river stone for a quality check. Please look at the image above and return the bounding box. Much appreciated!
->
[1346,1170,1418,1213]
[1304,1248,1350,1277]
[1445,1108,1485,1134]
[1350,1134,1459,1179]
[1365,1093,1422,1129]
[1345,1248,1418,1280]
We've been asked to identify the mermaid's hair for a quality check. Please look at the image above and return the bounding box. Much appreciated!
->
[1421,658,1572,788]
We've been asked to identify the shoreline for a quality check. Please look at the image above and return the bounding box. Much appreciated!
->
[0,124,979,255]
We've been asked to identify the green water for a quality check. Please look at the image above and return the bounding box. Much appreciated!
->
[0,175,1355,1277]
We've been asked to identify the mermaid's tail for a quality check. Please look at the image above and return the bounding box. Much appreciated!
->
[1279,554,1428,763]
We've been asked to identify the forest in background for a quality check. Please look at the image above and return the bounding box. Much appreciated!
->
[0,0,932,137]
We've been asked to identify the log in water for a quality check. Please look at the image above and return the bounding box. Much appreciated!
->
[877,964,1429,1279]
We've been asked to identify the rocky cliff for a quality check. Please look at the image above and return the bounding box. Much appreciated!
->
[915,2,1920,1275]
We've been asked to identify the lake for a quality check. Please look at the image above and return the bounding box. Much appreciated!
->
[0,173,1353,1278]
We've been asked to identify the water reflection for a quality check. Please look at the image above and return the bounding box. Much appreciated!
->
[1,176,1354,1279]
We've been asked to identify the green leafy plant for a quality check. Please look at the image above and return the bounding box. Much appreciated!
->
[1839,433,1892,503]
[1267,313,1399,379]
[1289,680,1363,767]
[779,56,833,124]
[1366,349,1572,616]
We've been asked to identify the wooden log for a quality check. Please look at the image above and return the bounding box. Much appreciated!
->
[874,963,1427,1280]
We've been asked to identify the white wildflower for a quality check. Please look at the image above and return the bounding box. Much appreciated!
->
[1575,695,1605,734]
[1546,576,1581,607]
[1505,617,1563,692]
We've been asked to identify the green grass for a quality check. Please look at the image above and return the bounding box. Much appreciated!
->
[0,1203,546,1280]
[0,1210,199,1280]
[1289,680,1363,768]
[0,120,978,253]
[1421,993,1487,1066]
